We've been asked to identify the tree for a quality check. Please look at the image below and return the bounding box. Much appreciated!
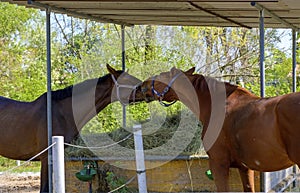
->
[0,3,45,101]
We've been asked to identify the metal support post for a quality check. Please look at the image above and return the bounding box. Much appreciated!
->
[52,136,65,193]
[259,9,265,98]
[252,2,266,190]
[259,9,266,192]
[292,29,297,92]
[251,2,299,31]
[292,29,298,188]
[133,125,147,193]
[46,8,53,193]
[121,25,126,71]
[121,25,126,128]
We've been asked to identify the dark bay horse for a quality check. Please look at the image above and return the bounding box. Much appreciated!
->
[136,66,300,192]
[0,64,141,193]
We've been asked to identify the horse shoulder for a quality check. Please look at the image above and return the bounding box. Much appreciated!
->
[225,88,258,114]
[275,92,300,133]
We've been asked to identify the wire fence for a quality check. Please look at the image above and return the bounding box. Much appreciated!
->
[0,134,136,192]
[64,133,133,149]
[0,142,56,175]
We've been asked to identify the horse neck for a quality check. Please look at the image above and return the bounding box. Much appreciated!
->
[95,79,114,113]
[191,75,238,129]
[65,77,114,130]
[191,75,259,140]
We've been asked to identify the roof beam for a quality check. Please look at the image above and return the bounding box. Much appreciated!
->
[26,0,133,26]
[14,0,280,1]
[251,2,299,31]
[189,2,252,29]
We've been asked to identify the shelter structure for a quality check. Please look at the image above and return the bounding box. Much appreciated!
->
[2,0,300,192]
[2,0,300,28]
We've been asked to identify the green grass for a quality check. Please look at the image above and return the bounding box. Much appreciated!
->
[0,156,40,173]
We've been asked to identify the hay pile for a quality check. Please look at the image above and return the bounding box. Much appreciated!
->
[65,109,206,159]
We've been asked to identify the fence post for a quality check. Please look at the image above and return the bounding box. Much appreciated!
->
[52,136,65,193]
[133,124,147,193]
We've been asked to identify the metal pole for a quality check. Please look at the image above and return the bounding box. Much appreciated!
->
[251,2,298,31]
[292,29,297,92]
[121,25,126,128]
[252,3,266,191]
[292,29,298,188]
[133,125,147,193]
[121,25,126,71]
[46,8,53,193]
[259,9,265,98]
[259,9,266,192]
[52,136,65,193]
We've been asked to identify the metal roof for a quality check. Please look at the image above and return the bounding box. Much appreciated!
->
[2,0,300,30]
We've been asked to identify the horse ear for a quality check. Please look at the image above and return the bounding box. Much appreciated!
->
[170,67,180,75]
[185,67,195,75]
[106,64,117,75]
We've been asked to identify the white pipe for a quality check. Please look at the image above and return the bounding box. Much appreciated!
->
[52,136,65,193]
[133,125,147,193]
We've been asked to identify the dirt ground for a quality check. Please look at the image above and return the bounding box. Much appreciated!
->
[0,173,39,193]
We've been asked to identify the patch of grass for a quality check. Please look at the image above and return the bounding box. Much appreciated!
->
[0,156,40,173]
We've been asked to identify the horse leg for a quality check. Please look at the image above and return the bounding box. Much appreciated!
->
[40,157,49,193]
[209,160,230,191]
[238,166,255,192]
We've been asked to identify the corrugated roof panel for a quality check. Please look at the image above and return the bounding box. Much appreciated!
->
[1,0,299,29]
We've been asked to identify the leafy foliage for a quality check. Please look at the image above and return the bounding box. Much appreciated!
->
[0,157,40,173]
[105,171,133,193]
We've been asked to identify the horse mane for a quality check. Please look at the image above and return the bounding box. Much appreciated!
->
[51,74,111,100]
[192,74,253,97]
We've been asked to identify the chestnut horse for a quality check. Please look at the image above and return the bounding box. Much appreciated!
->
[0,64,141,193]
[137,66,299,192]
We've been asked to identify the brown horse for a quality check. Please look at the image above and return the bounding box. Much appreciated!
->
[136,66,300,192]
[0,64,141,193]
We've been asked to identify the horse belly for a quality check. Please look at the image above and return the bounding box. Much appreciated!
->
[0,127,41,160]
[233,124,293,172]
[237,140,293,172]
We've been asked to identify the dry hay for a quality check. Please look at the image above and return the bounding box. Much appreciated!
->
[65,109,206,159]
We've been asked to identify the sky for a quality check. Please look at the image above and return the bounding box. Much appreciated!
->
[276,29,293,54]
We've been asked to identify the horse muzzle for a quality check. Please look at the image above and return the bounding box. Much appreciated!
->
[140,86,156,102]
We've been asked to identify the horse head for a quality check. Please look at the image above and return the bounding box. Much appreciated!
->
[106,64,143,104]
[136,66,196,106]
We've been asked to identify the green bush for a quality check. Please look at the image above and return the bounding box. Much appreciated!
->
[0,156,40,173]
